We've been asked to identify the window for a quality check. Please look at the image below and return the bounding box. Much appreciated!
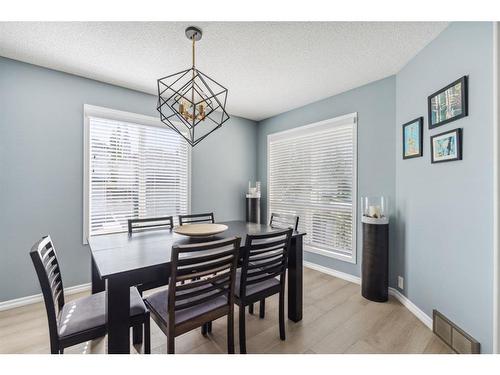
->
[267,113,357,263]
[83,105,190,241]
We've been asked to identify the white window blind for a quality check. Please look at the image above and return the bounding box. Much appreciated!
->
[268,113,357,263]
[87,114,189,236]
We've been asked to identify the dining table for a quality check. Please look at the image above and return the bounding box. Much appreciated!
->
[88,220,306,354]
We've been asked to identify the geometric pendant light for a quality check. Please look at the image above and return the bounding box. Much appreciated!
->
[157,26,230,146]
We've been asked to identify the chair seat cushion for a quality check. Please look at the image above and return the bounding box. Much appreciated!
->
[235,269,280,299]
[144,284,227,327]
[58,287,146,338]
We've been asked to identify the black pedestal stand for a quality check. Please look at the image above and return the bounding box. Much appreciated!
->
[246,197,261,224]
[361,218,389,302]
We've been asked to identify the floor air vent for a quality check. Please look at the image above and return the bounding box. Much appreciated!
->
[433,310,480,354]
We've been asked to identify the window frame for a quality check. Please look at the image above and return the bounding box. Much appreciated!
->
[267,112,358,263]
[83,104,191,244]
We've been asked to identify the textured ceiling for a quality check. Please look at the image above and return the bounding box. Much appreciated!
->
[0,22,448,121]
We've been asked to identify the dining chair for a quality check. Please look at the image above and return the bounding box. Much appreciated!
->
[247,213,298,316]
[128,216,174,235]
[235,228,293,354]
[270,212,299,231]
[144,237,240,354]
[178,211,217,333]
[30,235,151,354]
[127,216,175,343]
[178,212,215,226]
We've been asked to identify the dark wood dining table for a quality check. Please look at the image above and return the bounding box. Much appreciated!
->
[88,220,306,354]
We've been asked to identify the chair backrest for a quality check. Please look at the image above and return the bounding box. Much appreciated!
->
[270,212,299,231]
[128,216,174,235]
[178,212,215,226]
[30,236,65,342]
[168,237,240,330]
[240,229,293,299]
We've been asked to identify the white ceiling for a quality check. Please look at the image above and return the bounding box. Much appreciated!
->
[0,22,448,121]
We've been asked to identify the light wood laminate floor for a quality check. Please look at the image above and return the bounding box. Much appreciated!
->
[0,268,452,354]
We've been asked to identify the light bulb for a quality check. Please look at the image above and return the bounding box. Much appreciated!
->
[179,98,194,121]
[197,101,207,120]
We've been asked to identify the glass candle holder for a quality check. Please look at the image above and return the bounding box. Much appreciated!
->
[361,196,388,223]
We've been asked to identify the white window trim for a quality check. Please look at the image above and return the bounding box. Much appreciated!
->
[82,104,192,244]
[267,112,358,263]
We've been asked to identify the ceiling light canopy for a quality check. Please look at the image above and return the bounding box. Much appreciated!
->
[157,26,230,147]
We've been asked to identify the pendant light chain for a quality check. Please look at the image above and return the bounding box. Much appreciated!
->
[192,35,195,68]
[191,35,196,124]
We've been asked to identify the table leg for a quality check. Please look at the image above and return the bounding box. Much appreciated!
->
[287,236,303,322]
[91,257,105,294]
[106,275,130,354]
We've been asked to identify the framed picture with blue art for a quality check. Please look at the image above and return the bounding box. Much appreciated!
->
[428,76,468,129]
[402,117,423,159]
[431,128,462,163]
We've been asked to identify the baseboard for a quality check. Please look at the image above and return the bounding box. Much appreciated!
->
[0,283,91,312]
[304,261,361,285]
[388,288,433,329]
[304,261,433,330]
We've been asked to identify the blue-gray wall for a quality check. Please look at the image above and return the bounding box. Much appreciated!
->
[0,57,257,302]
[394,22,493,353]
[257,76,396,276]
[191,116,257,221]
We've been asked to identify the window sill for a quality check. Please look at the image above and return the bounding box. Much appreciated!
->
[304,245,356,264]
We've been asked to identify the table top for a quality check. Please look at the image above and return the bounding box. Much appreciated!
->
[88,220,305,279]
[172,223,229,237]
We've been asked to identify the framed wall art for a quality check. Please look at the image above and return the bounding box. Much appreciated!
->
[402,117,423,159]
[428,76,468,129]
[430,128,462,163]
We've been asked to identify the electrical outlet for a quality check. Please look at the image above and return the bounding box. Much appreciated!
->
[398,276,404,290]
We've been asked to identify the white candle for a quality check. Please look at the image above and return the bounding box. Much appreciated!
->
[368,205,381,218]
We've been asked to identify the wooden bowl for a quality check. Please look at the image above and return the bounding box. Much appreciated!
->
[173,223,228,237]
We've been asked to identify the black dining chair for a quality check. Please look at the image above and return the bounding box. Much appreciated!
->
[30,235,151,354]
[270,212,299,231]
[247,213,298,317]
[235,228,292,354]
[128,216,174,235]
[144,237,241,354]
[178,211,217,334]
[178,212,215,226]
[127,216,175,343]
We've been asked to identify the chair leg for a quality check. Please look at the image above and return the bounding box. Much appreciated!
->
[133,290,144,345]
[239,305,247,354]
[133,324,143,345]
[167,335,175,354]
[227,313,234,354]
[50,339,59,354]
[207,321,212,333]
[279,291,285,341]
[201,323,208,336]
[259,299,265,319]
[59,348,64,354]
[144,318,151,354]
[248,303,254,314]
